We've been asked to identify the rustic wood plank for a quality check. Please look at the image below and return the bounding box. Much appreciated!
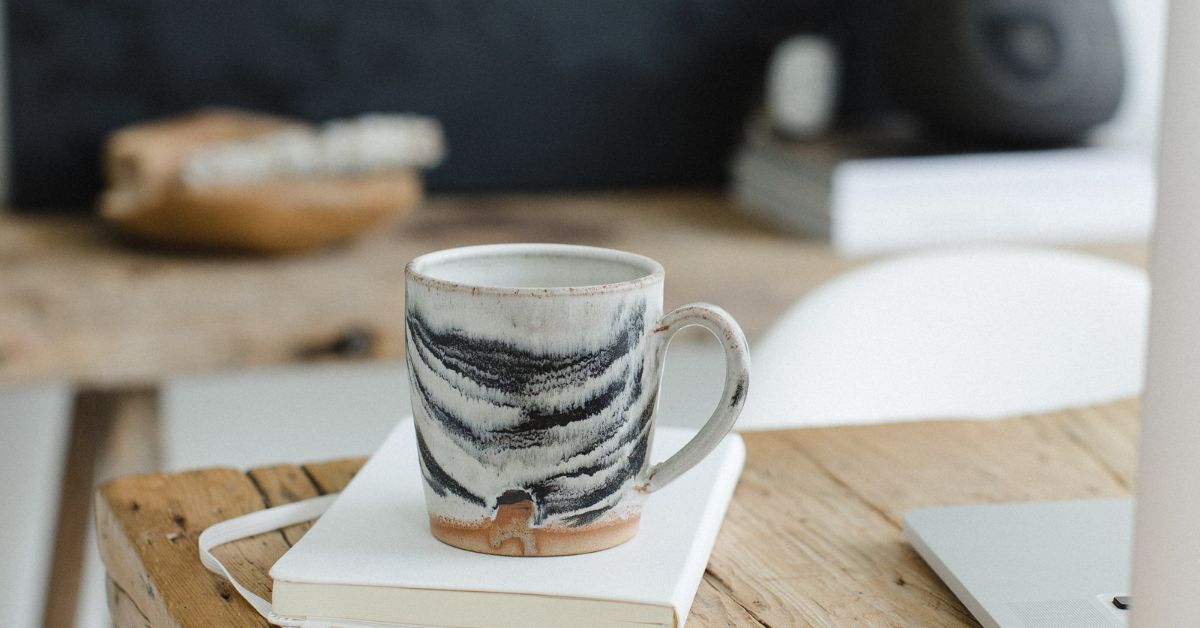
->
[107,579,152,628]
[302,458,363,495]
[690,575,765,627]
[93,459,363,626]
[246,464,324,546]
[0,192,1148,386]
[203,463,338,611]
[95,468,274,627]
[96,400,1139,627]
[223,461,365,608]
[785,414,1133,530]
[1040,399,1140,489]
[707,427,980,627]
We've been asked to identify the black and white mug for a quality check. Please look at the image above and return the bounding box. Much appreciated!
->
[405,243,750,556]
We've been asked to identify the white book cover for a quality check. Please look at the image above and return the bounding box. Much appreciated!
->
[831,148,1155,256]
[269,419,746,628]
[731,121,1156,256]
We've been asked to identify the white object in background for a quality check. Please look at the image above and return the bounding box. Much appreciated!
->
[180,114,445,187]
[1090,0,1167,149]
[1130,0,1200,623]
[833,149,1155,255]
[163,361,413,471]
[765,35,839,139]
[738,246,1147,430]
[732,139,1156,256]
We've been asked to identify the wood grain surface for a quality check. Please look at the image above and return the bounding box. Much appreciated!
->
[1,192,1147,386]
[95,399,1138,627]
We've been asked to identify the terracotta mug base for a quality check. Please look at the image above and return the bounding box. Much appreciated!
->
[428,515,641,557]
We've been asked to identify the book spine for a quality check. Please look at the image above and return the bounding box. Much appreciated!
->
[668,436,747,623]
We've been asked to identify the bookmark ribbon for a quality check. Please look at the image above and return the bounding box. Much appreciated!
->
[198,494,339,627]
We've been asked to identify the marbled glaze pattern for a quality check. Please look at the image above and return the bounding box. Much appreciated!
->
[407,296,657,528]
[405,243,750,556]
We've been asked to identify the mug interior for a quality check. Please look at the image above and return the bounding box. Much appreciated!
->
[408,244,663,291]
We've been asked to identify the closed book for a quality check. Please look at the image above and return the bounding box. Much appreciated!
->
[731,120,1155,255]
[268,419,746,627]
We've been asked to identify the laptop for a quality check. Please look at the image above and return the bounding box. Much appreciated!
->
[906,4,1200,626]
[905,500,1131,627]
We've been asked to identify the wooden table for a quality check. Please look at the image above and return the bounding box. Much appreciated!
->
[95,399,1137,627]
[7,191,1146,625]
[1,191,1152,385]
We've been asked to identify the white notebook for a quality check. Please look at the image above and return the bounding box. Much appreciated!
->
[269,419,746,628]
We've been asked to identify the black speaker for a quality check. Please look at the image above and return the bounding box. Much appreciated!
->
[888,0,1124,144]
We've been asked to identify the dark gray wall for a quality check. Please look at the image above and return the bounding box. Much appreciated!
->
[9,1,889,209]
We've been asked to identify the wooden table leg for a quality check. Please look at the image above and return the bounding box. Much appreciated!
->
[42,386,161,628]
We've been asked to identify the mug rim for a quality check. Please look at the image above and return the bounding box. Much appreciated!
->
[406,243,665,296]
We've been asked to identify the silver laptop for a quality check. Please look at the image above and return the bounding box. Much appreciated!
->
[905,499,1131,627]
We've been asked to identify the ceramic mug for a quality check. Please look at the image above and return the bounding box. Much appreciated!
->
[405,243,750,556]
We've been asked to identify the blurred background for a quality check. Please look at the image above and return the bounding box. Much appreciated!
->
[0,1,1164,626]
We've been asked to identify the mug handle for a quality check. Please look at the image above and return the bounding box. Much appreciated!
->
[639,302,750,492]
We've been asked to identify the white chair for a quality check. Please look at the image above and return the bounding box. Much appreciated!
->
[738,246,1148,430]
